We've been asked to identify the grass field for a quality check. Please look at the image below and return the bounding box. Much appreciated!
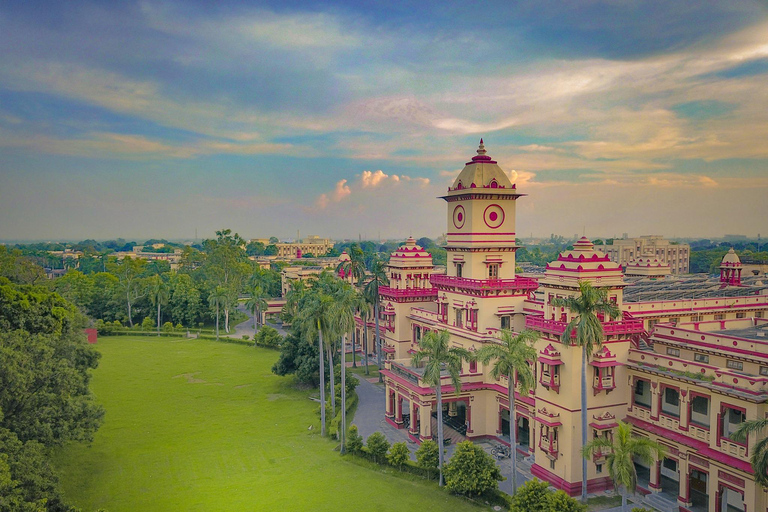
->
[53,336,487,512]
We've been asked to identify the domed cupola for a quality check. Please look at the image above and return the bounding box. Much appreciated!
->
[448,139,516,192]
[720,248,742,286]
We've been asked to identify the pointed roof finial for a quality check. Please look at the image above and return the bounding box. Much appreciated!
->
[477,138,486,156]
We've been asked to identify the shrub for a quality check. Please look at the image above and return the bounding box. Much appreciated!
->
[443,441,502,497]
[415,439,439,476]
[175,323,183,331]
[509,478,551,512]
[632,508,654,512]
[254,325,283,348]
[548,490,586,511]
[162,321,174,333]
[366,432,390,464]
[346,425,363,454]
[387,442,410,469]
[141,317,154,330]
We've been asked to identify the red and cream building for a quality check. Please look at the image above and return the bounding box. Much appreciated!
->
[363,141,768,509]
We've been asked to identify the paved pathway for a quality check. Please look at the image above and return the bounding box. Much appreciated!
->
[223,304,288,339]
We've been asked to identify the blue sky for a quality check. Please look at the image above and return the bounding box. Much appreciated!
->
[1,0,767,241]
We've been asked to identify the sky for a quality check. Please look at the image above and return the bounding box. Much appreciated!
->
[1,0,767,242]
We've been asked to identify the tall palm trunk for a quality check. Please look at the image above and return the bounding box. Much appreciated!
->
[621,488,628,512]
[253,307,257,330]
[328,345,336,417]
[351,329,357,368]
[375,301,382,383]
[319,329,326,436]
[581,344,588,502]
[215,304,220,340]
[157,301,161,336]
[340,333,347,453]
[364,326,370,375]
[508,376,518,494]
[224,306,230,333]
[436,384,445,487]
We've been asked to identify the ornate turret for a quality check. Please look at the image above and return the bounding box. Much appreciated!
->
[720,248,742,286]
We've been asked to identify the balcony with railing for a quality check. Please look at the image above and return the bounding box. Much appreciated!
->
[431,274,538,293]
[379,286,438,300]
[539,434,559,458]
[526,315,644,338]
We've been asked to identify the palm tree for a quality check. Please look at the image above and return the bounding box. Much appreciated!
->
[336,243,367,285]
[148,275,170,335]
[411,329,472,487]
[208,286,228,340]
[358,304,371,375]
[364,257,389,383]
[582,421,666,512]
[245,284,268,332]
[281,279,307,326]
[331,283,363,454]
[296,287,335,437]
[552,280,621,501]
[476,329,538,495]
[731,417,768,487]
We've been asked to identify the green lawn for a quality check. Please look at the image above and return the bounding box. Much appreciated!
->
[54,336,486,511]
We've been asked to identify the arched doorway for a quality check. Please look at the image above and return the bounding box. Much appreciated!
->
[517,416,530,450]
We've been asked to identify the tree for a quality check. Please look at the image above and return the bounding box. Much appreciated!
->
[366,432,390,463]
[552,281,620,501]
[731,417,768,487]
[202,229,249,333]
[364,257,389,383]
[295,285,335,436]
[443,441,503,497]
[415,439,440,478]
[336,243,366,285]
[208,286,227,339]
[169,273,202,327]
[582,421,666,512]
[411,329,471,486]
[245,284,268,331]
[147,275,170,335]
[387,442,410,470]
[358,304,371,374]
[330,282,363,454]
[110,256,147,328]
[254,325,282,348]
[476,329,538,495]
[346,424,363,454]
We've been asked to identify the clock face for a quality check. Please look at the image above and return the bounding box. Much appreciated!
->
[483,204,505,229]
[453,205,466,229]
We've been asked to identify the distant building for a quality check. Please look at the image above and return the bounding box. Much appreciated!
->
[603,235,690,274]
[113,246,184,270]
[275,236,334,258]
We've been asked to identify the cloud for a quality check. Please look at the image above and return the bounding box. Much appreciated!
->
[314,179,351,209]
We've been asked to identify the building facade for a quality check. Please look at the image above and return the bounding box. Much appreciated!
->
[604,236,690,274]
[361,142,768,509]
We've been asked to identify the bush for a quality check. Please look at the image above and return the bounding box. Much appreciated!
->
[387,442,410,469]
[510,478,551,512]
[162,321,174,333]
[415,439,439,477]
[175,323,183,331]
[254,325,283,348]
[366,432,390,464]
[141,317,154,330]
[443,441,503,497]
[548,490,586,512]
[632,508,654,512]
[346,425,363,454]
[508,478,585,512]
